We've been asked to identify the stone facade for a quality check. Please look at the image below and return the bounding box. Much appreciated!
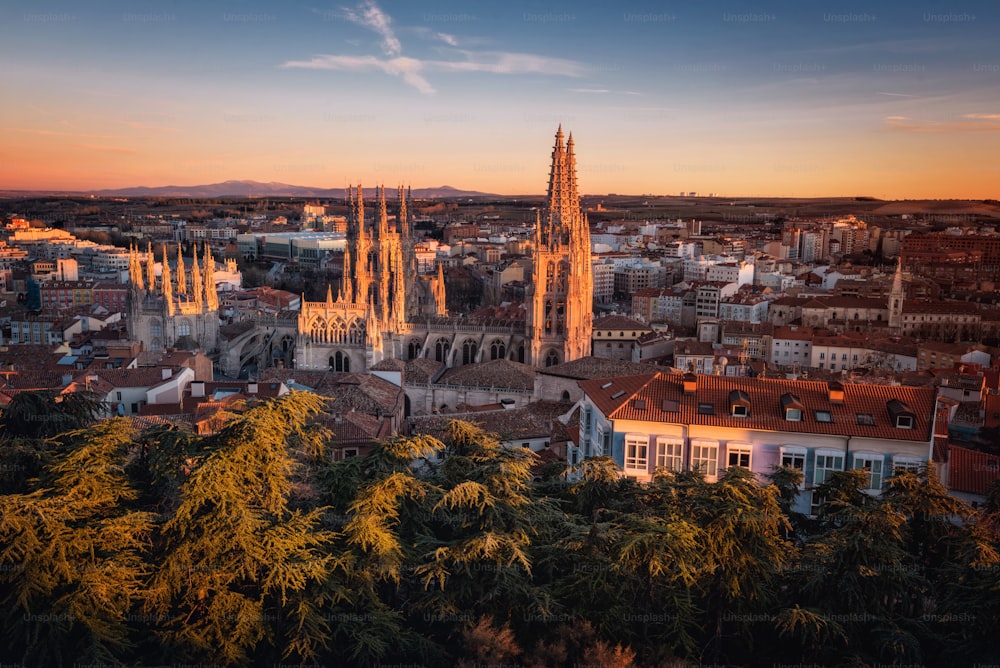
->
[294,127,594,373]
[126,242,221,354]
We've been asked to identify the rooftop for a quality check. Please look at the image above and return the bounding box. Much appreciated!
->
[580,371,935,442]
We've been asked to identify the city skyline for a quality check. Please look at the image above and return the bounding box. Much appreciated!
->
[2,0,998,198]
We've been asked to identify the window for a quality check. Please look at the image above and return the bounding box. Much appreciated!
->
[727,442,752,469]
[781,447,806,472]
[814,451,844,485]
[892,456,922,476]
[896,415,913,429]
[343,448,358,459]
[655,438,683,472]
[691,440,719,480]
[733,404,748,417]
[856,413,875,426]
[697,402,715,415]
[819,352,825,360]
[178,322,191,337]
[785,408,801,421]
[625,434,648,470]
[854,454,884,491]
[814,410,832,423]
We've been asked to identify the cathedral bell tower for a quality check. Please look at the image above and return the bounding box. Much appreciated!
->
[526,126,594,367]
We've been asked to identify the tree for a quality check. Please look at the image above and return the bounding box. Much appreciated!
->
[689,467,793,664]
[143,392,334,665]
[0,419,153,665]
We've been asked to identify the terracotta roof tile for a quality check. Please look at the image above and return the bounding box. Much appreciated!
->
[580,371,935,442]
[538,356,663,380]
[437,359,535,390]
[593,315,653,332]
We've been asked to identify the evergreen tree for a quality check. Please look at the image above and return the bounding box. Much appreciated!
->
[143,391,334,665]
[0,419,153,665]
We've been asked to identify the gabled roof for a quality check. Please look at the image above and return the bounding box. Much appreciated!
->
[592,315,653,332]
[579,372,935,442]
[438,359,535,390]
[404,358,444,384]
[537,356,662,380]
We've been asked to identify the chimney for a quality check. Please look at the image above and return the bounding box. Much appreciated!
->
[161,367,172,380]
[191,380,205,398]
[828,380,844,404]
[683,372,698,394]
[247,382,258,394]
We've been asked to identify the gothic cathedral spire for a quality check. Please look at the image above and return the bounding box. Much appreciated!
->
[527,126,593,367]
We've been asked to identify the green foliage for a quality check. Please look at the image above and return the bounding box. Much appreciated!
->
[0,419,152,665]
[2,405,999,666]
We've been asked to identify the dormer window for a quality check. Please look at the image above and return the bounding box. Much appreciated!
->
[827,380,845,404]
[886,399,916,429]
[729,389,750,418]
[781,393,804,422]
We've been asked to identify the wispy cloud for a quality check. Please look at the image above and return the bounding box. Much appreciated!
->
[340,0,401,56]
[283,51,586,94]
[409,27,460,46]
[876,91,918,98]
[282,54,434,93]
[569,88,610,94]
[285,0,586,93]
[432,51,586,77]
[884,114,1000,133]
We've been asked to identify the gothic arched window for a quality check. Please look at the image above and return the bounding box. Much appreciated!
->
[462,340,478,365]
[557,261,569,292]
[330,350,350,372]
[435,337,450,363]
[408,338,422,359]
[490,339,506,360]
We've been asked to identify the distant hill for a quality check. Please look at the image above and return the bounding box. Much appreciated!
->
[84,180,498,199]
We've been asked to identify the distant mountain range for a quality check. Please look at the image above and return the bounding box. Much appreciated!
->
[13,180,501,199]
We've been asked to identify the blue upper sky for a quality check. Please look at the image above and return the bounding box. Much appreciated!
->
[2,0,998,197]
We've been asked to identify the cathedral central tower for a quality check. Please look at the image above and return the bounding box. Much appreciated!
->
[526,126,594,367]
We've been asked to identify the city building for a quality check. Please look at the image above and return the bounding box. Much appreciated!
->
[575,371,936,515]
[294,127,594,373]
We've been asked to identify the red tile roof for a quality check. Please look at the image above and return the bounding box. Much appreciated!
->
[580,371,935,442]
[947,444,1000,495]
[593,315,653,332]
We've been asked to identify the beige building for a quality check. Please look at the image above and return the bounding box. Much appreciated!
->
[295,127,594,374]
[126,242,221,354]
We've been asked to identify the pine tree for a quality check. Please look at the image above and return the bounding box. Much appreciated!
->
[143,391,334,665]
[0,419,153,665]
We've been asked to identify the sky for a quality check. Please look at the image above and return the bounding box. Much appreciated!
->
[1,0,999,198]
